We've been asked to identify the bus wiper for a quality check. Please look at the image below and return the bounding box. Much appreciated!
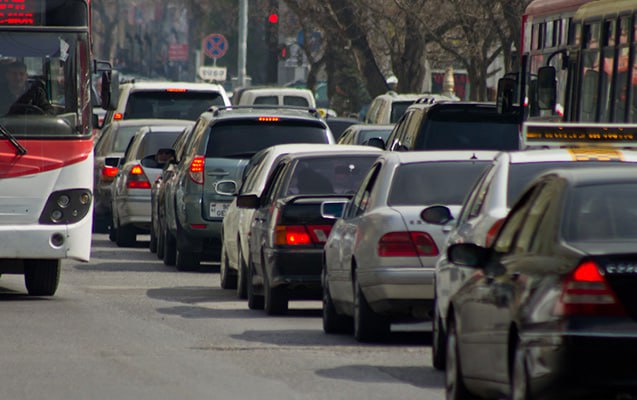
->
[0,123,27,155]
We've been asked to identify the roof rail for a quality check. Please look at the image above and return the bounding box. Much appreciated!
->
[415,96,438,105]
[207,105,321,118]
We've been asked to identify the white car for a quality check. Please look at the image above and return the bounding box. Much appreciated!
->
[220,143,381,298]
[432,146,637,369]
[322,151,497,342]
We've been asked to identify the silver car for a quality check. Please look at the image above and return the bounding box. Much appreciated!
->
[432,147,637,369]
[111,122,194,247]
[322,151,497,342]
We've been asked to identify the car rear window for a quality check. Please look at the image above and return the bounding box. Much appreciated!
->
[286,156,378,196]
[418,120,519,150]
[124,91,225,120]
[388,161,490,206]
[253,96,278,105]
[507,162,631,207]
[113,126,147,152]
[283,96,309,107]
[134,131,179,159]
[205,120,328,158]
[390,101,415,123]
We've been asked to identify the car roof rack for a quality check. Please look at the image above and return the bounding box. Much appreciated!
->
[207,105,320,118]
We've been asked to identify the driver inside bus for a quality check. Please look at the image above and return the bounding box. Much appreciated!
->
[0,61,53,115]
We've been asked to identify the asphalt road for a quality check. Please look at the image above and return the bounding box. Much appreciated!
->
[0,234,444,400]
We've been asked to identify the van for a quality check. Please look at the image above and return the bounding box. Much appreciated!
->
[365,92,439,125]
[235,87,316,108]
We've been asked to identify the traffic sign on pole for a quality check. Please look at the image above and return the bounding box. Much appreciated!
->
[203,33,228,60]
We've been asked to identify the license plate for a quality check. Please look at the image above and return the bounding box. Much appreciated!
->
[209,203,230,218]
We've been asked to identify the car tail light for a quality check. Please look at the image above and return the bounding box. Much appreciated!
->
[274,225,312,246]
[100,165,118,182]
[306,225,332,244]
[166,88,187,93]
[378,231,439,257]
[189,156,205,184]
[113,112,123,120]
[126,164,151,189]
[554,260,626,317]
[258,116,280,122]
[485,218,506,247]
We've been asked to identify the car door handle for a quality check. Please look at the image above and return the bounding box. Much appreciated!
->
[208,169,229,176]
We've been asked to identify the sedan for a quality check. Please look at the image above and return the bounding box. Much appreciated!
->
[322,151,497,342]
[445,166,637,400]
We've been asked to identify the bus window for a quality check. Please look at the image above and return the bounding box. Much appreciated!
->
[599,20,617,122]
[613,18,631,122]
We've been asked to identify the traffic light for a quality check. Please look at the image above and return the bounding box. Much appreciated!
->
[279,44,289,60]
[264,1,279,83]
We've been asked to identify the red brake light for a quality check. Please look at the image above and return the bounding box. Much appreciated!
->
[166,88,187,93]
[113,112,123,120]
[274,225,312,246]
[554,260,626,317]
[126,164,151,189]
[101,165,118,181]
[485,218,506,247]
[189,156,205,184]
[378,232,439,257]
[258,116,280,122]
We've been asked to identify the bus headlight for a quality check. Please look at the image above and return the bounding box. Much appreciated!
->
[39,189,92,225]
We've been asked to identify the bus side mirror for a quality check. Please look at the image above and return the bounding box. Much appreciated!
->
[537,66,557,112]
[496,77,516,114]
[101,70,120,111]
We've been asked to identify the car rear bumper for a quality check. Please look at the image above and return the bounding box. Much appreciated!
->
[526,334,637,399]
[265,247,323,298]
[118,194,151,228]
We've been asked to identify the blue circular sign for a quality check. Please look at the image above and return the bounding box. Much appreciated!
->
[203,33,228,59]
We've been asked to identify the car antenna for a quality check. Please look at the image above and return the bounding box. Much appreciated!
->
[471,152,477,160]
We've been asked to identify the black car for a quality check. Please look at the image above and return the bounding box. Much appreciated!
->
[445,167,637,400]
[237,149,380,315]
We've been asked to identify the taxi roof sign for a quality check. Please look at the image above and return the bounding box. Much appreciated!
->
[523,122,637,148]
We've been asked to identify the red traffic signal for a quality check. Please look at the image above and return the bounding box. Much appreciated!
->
[279,45,289,60]
[268,13,279,24]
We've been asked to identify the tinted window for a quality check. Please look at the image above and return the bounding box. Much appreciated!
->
[390,101,415,123]
[388,161,490,206]
[113,126,146,152]
[125,91,225,120]
[134,131,179,159]
[564,183,637,241]
[283,96,309,107]
[253,96,278,105]
[358,129,392,144]
[418,120,519,150]
[205,121,328,158]
[286,156,378,196]
[507,162,630,207]
[327,120,357,140]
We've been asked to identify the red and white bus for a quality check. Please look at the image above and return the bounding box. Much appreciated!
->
[521,0,593,119]
[0,0,94,296]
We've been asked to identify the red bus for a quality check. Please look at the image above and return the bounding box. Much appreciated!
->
[0,0,94,296]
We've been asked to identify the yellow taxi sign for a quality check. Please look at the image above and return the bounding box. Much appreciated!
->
[523,122,637,148]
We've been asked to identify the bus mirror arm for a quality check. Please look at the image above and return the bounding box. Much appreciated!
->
[545,49,569,70]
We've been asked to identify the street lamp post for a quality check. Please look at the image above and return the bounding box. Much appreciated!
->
[237,0,248,88]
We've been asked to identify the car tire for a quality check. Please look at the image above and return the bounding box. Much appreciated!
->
[175,247,200,271]
[220,245,237,289]
[445,317,475,400]
[163,228,176,266]
[511,338,533,400]
[264,271,288,315]
[93,215,110,233]
[432,300,447,370]
[116,223,136,247]
[149,223,157,253]
[247,258,264,310]
[353,273,390,342]
[24,259,60,296]
[236,246,248,299]
[322,268,352,334]
[156,222,165,260]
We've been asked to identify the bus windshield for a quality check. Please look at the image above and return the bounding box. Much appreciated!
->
[0,31,90,137]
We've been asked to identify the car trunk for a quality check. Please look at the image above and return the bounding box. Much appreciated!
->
[202,157,249,221]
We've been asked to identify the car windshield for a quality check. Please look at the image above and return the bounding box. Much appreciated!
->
[286,155,378,196]
[358,129,392,144]
[124,91,226,120]
[564,183,637,241]
[0,31,90,136]
[205,121,328,158]
[134,131,179,160]
[390,101,415,123]
[507,162,631,207]
[388,161,490,206]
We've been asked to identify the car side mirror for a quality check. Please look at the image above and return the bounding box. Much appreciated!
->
[215,180,238,196]
[447,243,489,268]
[321,200,348,219]
[365,137,386,149]
[237,194,260,209]
[421,205,453,225]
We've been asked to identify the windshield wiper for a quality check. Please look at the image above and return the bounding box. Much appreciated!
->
[0,123,27,155]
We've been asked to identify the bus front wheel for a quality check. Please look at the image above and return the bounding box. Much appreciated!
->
[24,259,60,296]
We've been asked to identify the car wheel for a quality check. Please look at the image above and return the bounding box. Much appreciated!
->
[156,222,165,260]
[511,339,533,400]
[116,223,136,247]
[24,259,60,296]
[149,222,157,253]
[445,317,475,400]
[220,245,237,289]
[93,214,110,233]
[163,227,176,266]
[236,246,248,299]
[322,268,352,334]
[176,247,200,271]
[432,300,447,370]
[353,273,390,342]
[264,270,288,315]
[247,257,264,310]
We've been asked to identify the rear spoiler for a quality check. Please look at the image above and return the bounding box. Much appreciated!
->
[523,122,637,148]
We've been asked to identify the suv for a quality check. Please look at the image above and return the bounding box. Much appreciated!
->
[364,92,440,125]
[160,106,335,271]
[102,81,230,127]
[383,98,521,151]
